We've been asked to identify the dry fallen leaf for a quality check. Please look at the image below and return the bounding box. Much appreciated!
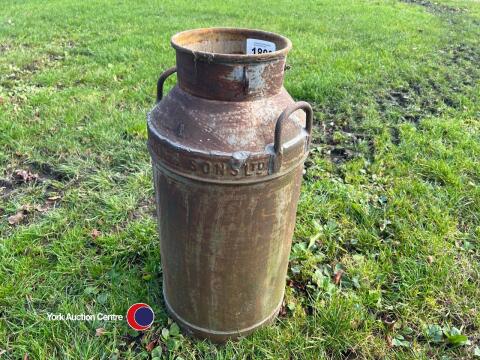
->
[8,211,24,225]
[23,353,29,360]
[47,195,61,201]
[278,299,287,317]
[146,339,157,352]
[333,270,344,285]
[15,170,38,183]
[15,170,28,181]
[95,327,106,337]
[91,229,101,238]
[386,335,393,348]
[35,204,49,212]
[20,204,32,212]
[427,256,434,264]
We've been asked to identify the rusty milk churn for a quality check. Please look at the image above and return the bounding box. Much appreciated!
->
[147,28,313,342]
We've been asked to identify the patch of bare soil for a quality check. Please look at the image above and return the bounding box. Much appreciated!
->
[1,161,72,195]
[1,161,72,226]
[310,38,479,164]
[399,0,465,14]
[377,42,480,137]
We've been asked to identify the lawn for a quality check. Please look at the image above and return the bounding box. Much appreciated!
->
[1,0,479,358]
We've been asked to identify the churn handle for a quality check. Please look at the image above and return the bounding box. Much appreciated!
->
[273,101,313,156]
[156,66,177,103]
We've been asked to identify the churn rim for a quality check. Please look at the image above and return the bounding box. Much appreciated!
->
[171,27,292,63]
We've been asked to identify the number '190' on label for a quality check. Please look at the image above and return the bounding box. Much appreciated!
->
[246,39,276,55]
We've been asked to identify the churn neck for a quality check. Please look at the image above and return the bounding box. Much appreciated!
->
[171,28,292,101]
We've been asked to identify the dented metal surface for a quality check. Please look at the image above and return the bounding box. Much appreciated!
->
[147,28,313,342]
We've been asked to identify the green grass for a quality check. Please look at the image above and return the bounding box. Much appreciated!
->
[1,0,479,358]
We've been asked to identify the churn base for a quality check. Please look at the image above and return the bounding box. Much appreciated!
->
[163,288,283,343]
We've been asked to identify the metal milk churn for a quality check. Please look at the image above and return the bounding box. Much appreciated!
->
[147,28,313,342]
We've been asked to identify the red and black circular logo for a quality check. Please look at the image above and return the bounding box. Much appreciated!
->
[126,303,154,330]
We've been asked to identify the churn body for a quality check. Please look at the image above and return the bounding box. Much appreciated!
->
[147,28,312,342]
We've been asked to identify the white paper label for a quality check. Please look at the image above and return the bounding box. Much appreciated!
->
[246,38,276,55]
